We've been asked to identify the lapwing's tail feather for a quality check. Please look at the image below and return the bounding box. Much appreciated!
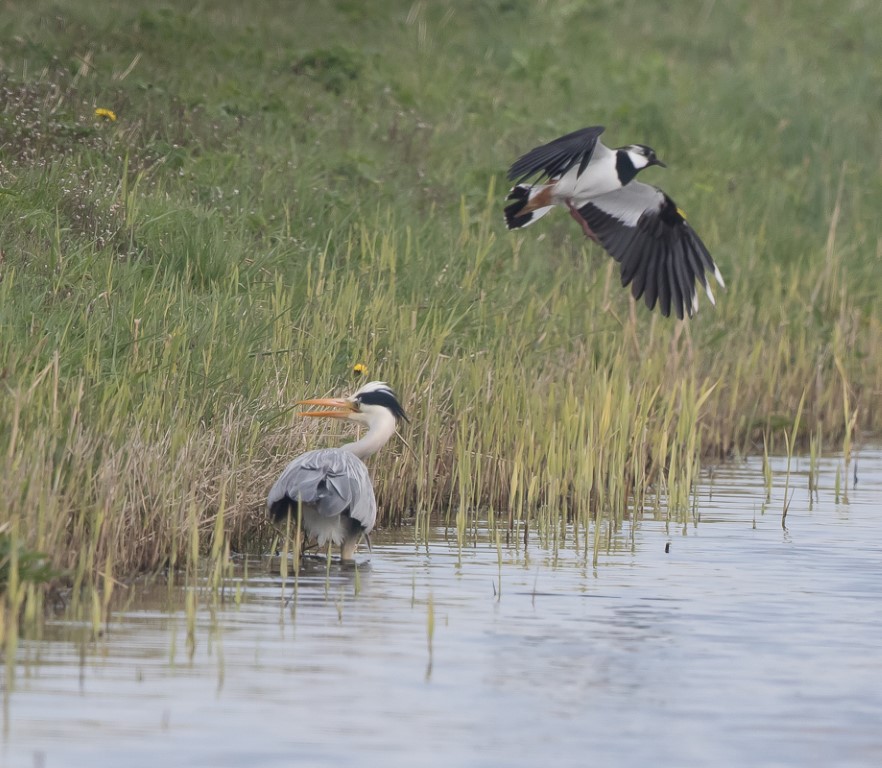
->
[504,185,553,230]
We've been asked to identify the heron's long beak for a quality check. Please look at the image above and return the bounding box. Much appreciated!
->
[296,397,356,420]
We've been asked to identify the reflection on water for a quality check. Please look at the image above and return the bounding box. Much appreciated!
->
[4,449,882,767]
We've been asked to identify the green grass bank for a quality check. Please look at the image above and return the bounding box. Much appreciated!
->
[1,0,880,613]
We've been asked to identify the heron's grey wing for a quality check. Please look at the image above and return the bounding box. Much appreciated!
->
[507,126,606,185]
[267,448,377,532]
[577,182,723,319]
[335,458,377,533]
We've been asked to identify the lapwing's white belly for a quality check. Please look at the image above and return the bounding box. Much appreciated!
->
[550,153,621,206]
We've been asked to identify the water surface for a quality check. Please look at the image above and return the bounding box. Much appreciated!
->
[4,448,882,767]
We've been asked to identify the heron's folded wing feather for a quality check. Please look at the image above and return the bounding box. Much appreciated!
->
[268,448,371,520]
[342,459,378,533]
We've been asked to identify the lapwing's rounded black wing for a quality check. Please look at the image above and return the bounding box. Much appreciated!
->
[577,182,724,319]
[507,126,606,185]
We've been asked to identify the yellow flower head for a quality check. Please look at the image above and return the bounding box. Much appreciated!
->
[94,108,117,122]
[352,363,368,377]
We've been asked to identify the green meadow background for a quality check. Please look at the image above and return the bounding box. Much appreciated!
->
[1,1,880,595]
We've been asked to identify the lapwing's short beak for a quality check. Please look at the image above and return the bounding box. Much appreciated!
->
[297,397,356,419]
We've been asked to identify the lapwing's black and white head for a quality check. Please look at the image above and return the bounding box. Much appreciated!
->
[621,144,666,170]
[616,144,666,185]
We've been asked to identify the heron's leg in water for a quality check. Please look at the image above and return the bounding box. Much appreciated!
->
[340,535,359,562]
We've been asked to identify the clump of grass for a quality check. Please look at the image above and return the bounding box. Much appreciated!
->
[1,524,64,700]
[0,527,60,595]
[292,46,363,94]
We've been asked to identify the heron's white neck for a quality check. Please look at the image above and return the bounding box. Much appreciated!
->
[340,410,398,460]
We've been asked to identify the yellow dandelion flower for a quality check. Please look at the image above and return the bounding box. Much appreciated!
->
[94,108,117,122]
[353,363,368,377]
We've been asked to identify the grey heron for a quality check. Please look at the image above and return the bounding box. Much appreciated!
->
[267,381,407,560]
[505,126,724,319]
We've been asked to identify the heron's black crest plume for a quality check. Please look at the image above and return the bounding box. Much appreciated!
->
[355,384,408,423]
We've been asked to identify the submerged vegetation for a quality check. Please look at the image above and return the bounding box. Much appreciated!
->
[0,0,881,628]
